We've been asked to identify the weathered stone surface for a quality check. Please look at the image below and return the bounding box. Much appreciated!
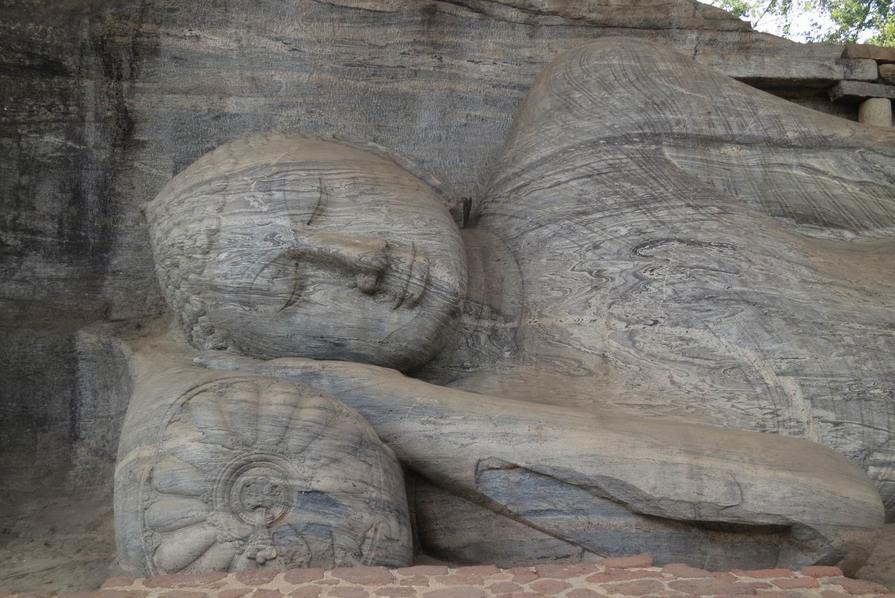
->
[175,38,893,573]
[856,524,895,592]
[0,321,133,593]
[196,341,884,573]
[843,43,895,62]
[704,51,878,86]
[462,37,895,525]
[0,0,881,324]
[601,557,654,570]
[425,0,751,30]
[411,475,586,566]
[2,2,895,595]
[880,64,895,84]
[836,578,892,595]
[830,80,895,101]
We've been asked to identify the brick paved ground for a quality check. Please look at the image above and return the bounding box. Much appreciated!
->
[5,557,893,598]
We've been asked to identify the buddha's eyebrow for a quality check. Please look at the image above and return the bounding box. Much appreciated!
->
[307,177,327,226]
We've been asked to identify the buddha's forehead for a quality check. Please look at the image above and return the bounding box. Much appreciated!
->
[182,180,446,250]
[156,137,449,234]
[158,134,432,207]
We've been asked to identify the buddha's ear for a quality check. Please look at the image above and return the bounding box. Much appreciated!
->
[448,196,472,229]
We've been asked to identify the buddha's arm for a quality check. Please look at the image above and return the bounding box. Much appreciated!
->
[195,351,884,570]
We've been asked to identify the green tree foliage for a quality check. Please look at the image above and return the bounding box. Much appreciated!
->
[708,0,895,46]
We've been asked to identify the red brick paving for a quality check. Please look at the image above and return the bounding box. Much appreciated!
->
[774,578,821,589]
[661,565,711,579]
[9,558,892,598]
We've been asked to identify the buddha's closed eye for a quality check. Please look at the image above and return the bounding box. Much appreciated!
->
[249,252,303,313]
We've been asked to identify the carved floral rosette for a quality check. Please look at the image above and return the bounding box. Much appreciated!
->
[137,376,410,574]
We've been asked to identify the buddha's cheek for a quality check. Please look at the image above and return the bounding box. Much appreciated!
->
[202,295,421,362]
[200,251,461,366]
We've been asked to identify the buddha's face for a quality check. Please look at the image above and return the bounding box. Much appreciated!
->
[148,134,467,371]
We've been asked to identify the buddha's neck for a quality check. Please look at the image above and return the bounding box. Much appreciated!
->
[416,225,621,410]
[412,227,523,385]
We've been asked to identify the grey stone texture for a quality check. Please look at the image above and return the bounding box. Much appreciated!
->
[151,106,889,574]
[843,43,895,62]
[194,346,884,573]
[880,64,895,84]
[0,0,884,324]
[830,80,895,101]
[462,37,895,524]
[176,37,893,574]
[145,134,465,370]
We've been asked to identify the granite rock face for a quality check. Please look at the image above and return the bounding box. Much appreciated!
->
[880,64,895,84]
[2,0,895,592]
[0,0,879,322]
[465,38,895,522]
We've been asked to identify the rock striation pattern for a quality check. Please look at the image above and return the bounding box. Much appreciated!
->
[0,0,881,322]
[472,37,895,520]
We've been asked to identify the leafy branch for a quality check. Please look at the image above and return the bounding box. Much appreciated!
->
[706,0,894,46]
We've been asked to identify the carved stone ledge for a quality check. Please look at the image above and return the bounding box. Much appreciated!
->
[829,80,895,101]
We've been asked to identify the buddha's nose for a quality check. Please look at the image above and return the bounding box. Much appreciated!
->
[286,232,429,306]
[288,232,389,293]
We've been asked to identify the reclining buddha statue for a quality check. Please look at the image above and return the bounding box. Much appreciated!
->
[115,38,893,577]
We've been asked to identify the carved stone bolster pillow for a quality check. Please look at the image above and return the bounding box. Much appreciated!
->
[114,370,412,576]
